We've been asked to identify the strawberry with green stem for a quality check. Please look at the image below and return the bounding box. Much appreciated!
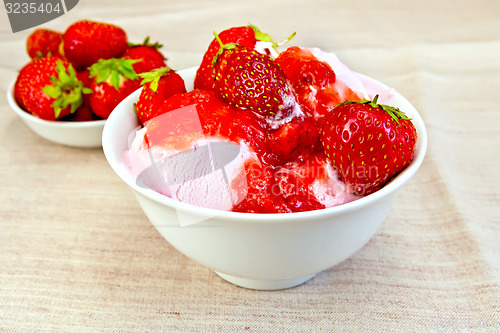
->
[63,20,129,70]
[135,66,187,124]
[26,28,64,59]
[14,56,91,121]
[194,24,294,91]
[195,25,257,91]
[123,37,167,74]
[87,58,141,119]
[321,95,417,195]
[212,32,296,121]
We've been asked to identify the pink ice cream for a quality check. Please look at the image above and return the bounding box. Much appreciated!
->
[124,105,253,211]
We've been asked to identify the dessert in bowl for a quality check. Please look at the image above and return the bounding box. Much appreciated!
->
[103,52,427,289]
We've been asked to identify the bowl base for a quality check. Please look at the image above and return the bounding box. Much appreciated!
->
[214,271,316,290]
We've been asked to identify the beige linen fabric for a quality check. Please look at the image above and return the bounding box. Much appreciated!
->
[0,0,499,331]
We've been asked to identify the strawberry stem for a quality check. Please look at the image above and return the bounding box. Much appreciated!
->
[213,30,224,48]
[211,31,238,69]
[138,66,172,92]
[249,23,296,50]
[42,60,91,117]
[88,58,139,91]
[128,36,163,49]
[276,31,297,47]
[339,94,411,126]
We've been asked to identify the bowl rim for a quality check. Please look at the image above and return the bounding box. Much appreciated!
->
[102,66,428,224]
[7,78,106,128]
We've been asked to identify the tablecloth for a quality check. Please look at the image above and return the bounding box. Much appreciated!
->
[1,0,499,331]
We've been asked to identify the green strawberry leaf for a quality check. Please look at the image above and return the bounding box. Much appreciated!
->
[42,60,87,118]
[138,66,172,92]
[128,36,163,49]
[42,85,62,99]
[211,31,239,69]
[111,70,120,90]
[88,58,139,91]
[57,60,71,84]
[249,23,296,51]
[339,95,411,126]
[249,23,275,46]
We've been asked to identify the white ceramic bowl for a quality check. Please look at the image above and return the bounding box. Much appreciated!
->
[7,79,106,148]
[102,67,427,290]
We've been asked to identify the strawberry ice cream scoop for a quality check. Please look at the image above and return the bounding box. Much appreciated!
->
[125,104,254,211]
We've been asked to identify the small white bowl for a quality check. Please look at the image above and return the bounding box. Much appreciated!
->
[7,79,106,148]
[103,67,427,290]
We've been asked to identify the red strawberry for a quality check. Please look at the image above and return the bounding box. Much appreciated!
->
[273,154,328,212]
[14,56,91,120]
[87,58,140,119]
[266,116,322,163]
[213,38,296,120]
[276,46,336,90]
[135,66,187,124]
[276,46,364,118]
[61,103,96,121]
[222,111,268,159]
[123,37,166,74]
[232,160,292,214]
[194,26,256,91]
[76,69,92,88]
[63,20,128,70]
[320,95,417,195]
[194,24,283,91]
[26,28,64,59]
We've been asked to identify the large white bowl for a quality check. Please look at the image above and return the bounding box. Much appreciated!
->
[102,67,427,290]
[7,79,106,148]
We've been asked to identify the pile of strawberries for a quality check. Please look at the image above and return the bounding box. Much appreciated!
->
[14,20,172,121]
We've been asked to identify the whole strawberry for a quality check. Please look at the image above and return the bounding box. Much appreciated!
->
[194,24,283,91]
[26,28,64,59]
[14,56,91,120]
[63,20,128,70]
[213,35,296,120]
[123,37,167,74]
[87,58,140,119]
[321,95,417,195]
[136,66,187,124]
[194,26,257,91]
